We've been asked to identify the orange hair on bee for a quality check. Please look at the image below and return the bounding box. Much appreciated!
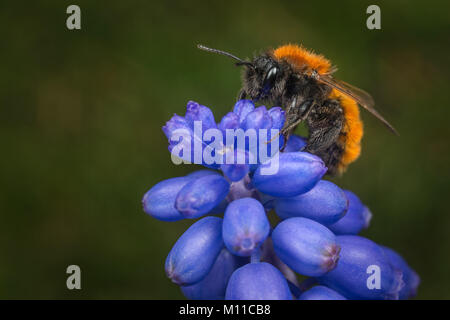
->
[273,44,332,75]
[274,44,364,174]
[328,89,364,174]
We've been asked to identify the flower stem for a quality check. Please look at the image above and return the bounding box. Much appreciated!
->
[250,247,261,263]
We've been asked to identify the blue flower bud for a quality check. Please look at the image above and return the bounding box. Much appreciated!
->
[162,114,191,140]
[268,107,285,130]
[233,99,255,124]
[163,104,221,169]
[185,101,217,132]
[218,112,240,132]
[165,216,223,285]
[265,107,285,152]
[298,285,347,300]
[164,116,212,167]
[142,177,191,221]
[253,152,327,198]
[318,235,404,300]
[221,163,249,182]
[272,217,340,277]
[328,190,372,235]
[186,169,220,179]
[242,106,273,131]
[241,106,285,157]
[220,149,254,182]
[283,134,306,153]
[175,175,230,219]
[381,246,420,299]
[225,262,292,300]
[181,248,239,300]
[274,180,348,225]
[223,198,270,256]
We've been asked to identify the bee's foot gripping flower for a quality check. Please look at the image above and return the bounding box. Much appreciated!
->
[142,99,420,300]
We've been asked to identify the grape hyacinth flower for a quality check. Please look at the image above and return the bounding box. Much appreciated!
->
[142,99,419,300]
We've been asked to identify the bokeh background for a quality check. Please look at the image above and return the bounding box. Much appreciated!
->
[0,0,449,299]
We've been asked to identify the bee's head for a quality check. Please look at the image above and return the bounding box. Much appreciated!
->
[242,54,280,100]
[197,45,281,100]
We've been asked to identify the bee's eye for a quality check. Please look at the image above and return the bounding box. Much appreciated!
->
[263,67,278,91]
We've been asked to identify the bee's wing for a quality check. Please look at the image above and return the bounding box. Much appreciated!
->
[317,75,399,135]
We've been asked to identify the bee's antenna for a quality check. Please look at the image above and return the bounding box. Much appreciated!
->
[197,44,254,69]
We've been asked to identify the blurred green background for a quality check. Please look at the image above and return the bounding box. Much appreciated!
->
[0,0,449,299]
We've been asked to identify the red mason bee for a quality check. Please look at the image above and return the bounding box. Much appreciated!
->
[198,44,397,175]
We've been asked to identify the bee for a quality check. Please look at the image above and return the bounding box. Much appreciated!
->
[197,44,398,175]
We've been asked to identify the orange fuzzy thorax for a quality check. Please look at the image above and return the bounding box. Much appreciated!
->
[328,89,364,173]
[273,44,332,75]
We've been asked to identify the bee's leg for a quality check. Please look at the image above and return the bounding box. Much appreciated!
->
[282,99,315,134]
[284,96,297,116]
[280,99,315,151]
[279,130,291,151]
[298,99,315,119]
